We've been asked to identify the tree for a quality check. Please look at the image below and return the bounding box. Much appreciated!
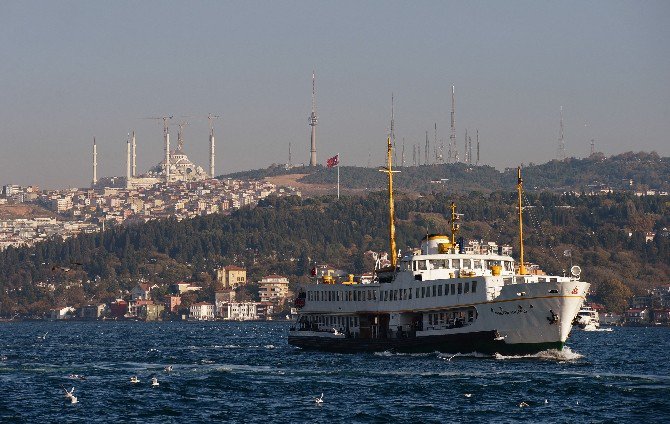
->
[596,278,633,313]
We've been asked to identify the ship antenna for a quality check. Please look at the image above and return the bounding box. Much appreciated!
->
[517,166,527,275]
[379,136,399,268]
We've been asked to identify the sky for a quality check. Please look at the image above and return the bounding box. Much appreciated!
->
[1,0,668,188]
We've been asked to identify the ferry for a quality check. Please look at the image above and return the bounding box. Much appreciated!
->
[288,137,589,355]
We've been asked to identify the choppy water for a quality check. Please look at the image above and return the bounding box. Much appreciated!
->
[0,322,668,423]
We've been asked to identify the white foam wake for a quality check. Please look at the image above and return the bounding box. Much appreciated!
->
[494,346,583,361]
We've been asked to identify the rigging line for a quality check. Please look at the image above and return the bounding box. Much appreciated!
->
[481,199,514,247]
[522,192,560,264]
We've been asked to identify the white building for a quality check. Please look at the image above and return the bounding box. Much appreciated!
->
[221,302,273,321]
[50,306,76,320]
[190,302,215,320]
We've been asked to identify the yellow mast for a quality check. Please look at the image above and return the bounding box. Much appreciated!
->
[450,202,459,247]
[517,166,527,275]
[380,136,398,268]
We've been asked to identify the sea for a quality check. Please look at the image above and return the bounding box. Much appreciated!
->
[0,321,668,423]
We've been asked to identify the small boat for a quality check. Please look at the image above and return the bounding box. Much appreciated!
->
[573,305,600,330]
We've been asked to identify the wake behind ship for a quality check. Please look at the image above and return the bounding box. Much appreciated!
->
[288,137,588,355]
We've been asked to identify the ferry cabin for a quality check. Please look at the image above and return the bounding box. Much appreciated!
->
[296,251,524,339]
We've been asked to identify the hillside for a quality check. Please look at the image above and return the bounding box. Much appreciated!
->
[224,152,670,194]
[0,190,668,316]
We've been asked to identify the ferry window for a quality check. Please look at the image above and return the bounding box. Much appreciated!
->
[473,259,482,269]
[453,259,461,269]
[367,290,371,300]
[429,314,433,325]
[373,291,377,300]
[421,287,425,298]
[462,259,472,269]
[432,285,437,297]
[402,289,406,300]
[395,290,399,301]
[464,282,470,293]
[458,283,463,294]
[438,285,443,296]
[357,291,362,301]
[439,312,445,324]
[417,261,427,270]
[505,261,513,271]
[451,284,456,295]
[409,289,412,300]
[472,281,477,293]
[430,260,444,269]
[308,291,312,301]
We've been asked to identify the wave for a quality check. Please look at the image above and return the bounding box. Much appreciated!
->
[584,327,614,332]
[494,347,583,361]
[374,351,437,357]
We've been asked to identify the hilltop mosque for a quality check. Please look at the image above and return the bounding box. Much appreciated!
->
[98,121,216,189]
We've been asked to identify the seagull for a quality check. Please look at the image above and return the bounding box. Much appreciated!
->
[164,366,173,373]
[130,376,140,384]
[445,353,459,361]
[315,393,324,405]
[544,399,549,404]
[519,401,529,408]
[38,332,48,340]
[64,387,78,404]
[464,393,472,398]
[151,377,159,387]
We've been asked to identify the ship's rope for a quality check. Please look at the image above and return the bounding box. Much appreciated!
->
[522,192,561,264]
[483,199,514,246]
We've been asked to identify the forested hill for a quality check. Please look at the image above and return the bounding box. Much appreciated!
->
[0,191,668,316]
[225,152,670,194]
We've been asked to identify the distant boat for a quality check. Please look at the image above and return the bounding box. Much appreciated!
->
[573,305,600,330]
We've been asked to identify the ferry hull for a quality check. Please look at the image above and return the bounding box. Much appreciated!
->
[288,331,564,355]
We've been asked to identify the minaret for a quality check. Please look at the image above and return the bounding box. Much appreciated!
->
[126,135,131,182]
[92,137,97,186]
[450,84,457,163]
[131,131,136,177]
[165,131,170,183]
[208,114,219,178]
[162,117,171,183]
[308,70,318,167]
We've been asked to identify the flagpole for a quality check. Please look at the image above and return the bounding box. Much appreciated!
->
[337,153,340,199]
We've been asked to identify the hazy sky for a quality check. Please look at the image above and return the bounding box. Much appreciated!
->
[1,0,668,188]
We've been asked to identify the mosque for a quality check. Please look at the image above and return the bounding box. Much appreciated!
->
[93,120,216,189]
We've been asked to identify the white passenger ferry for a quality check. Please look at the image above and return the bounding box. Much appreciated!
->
[288,138,589,355]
